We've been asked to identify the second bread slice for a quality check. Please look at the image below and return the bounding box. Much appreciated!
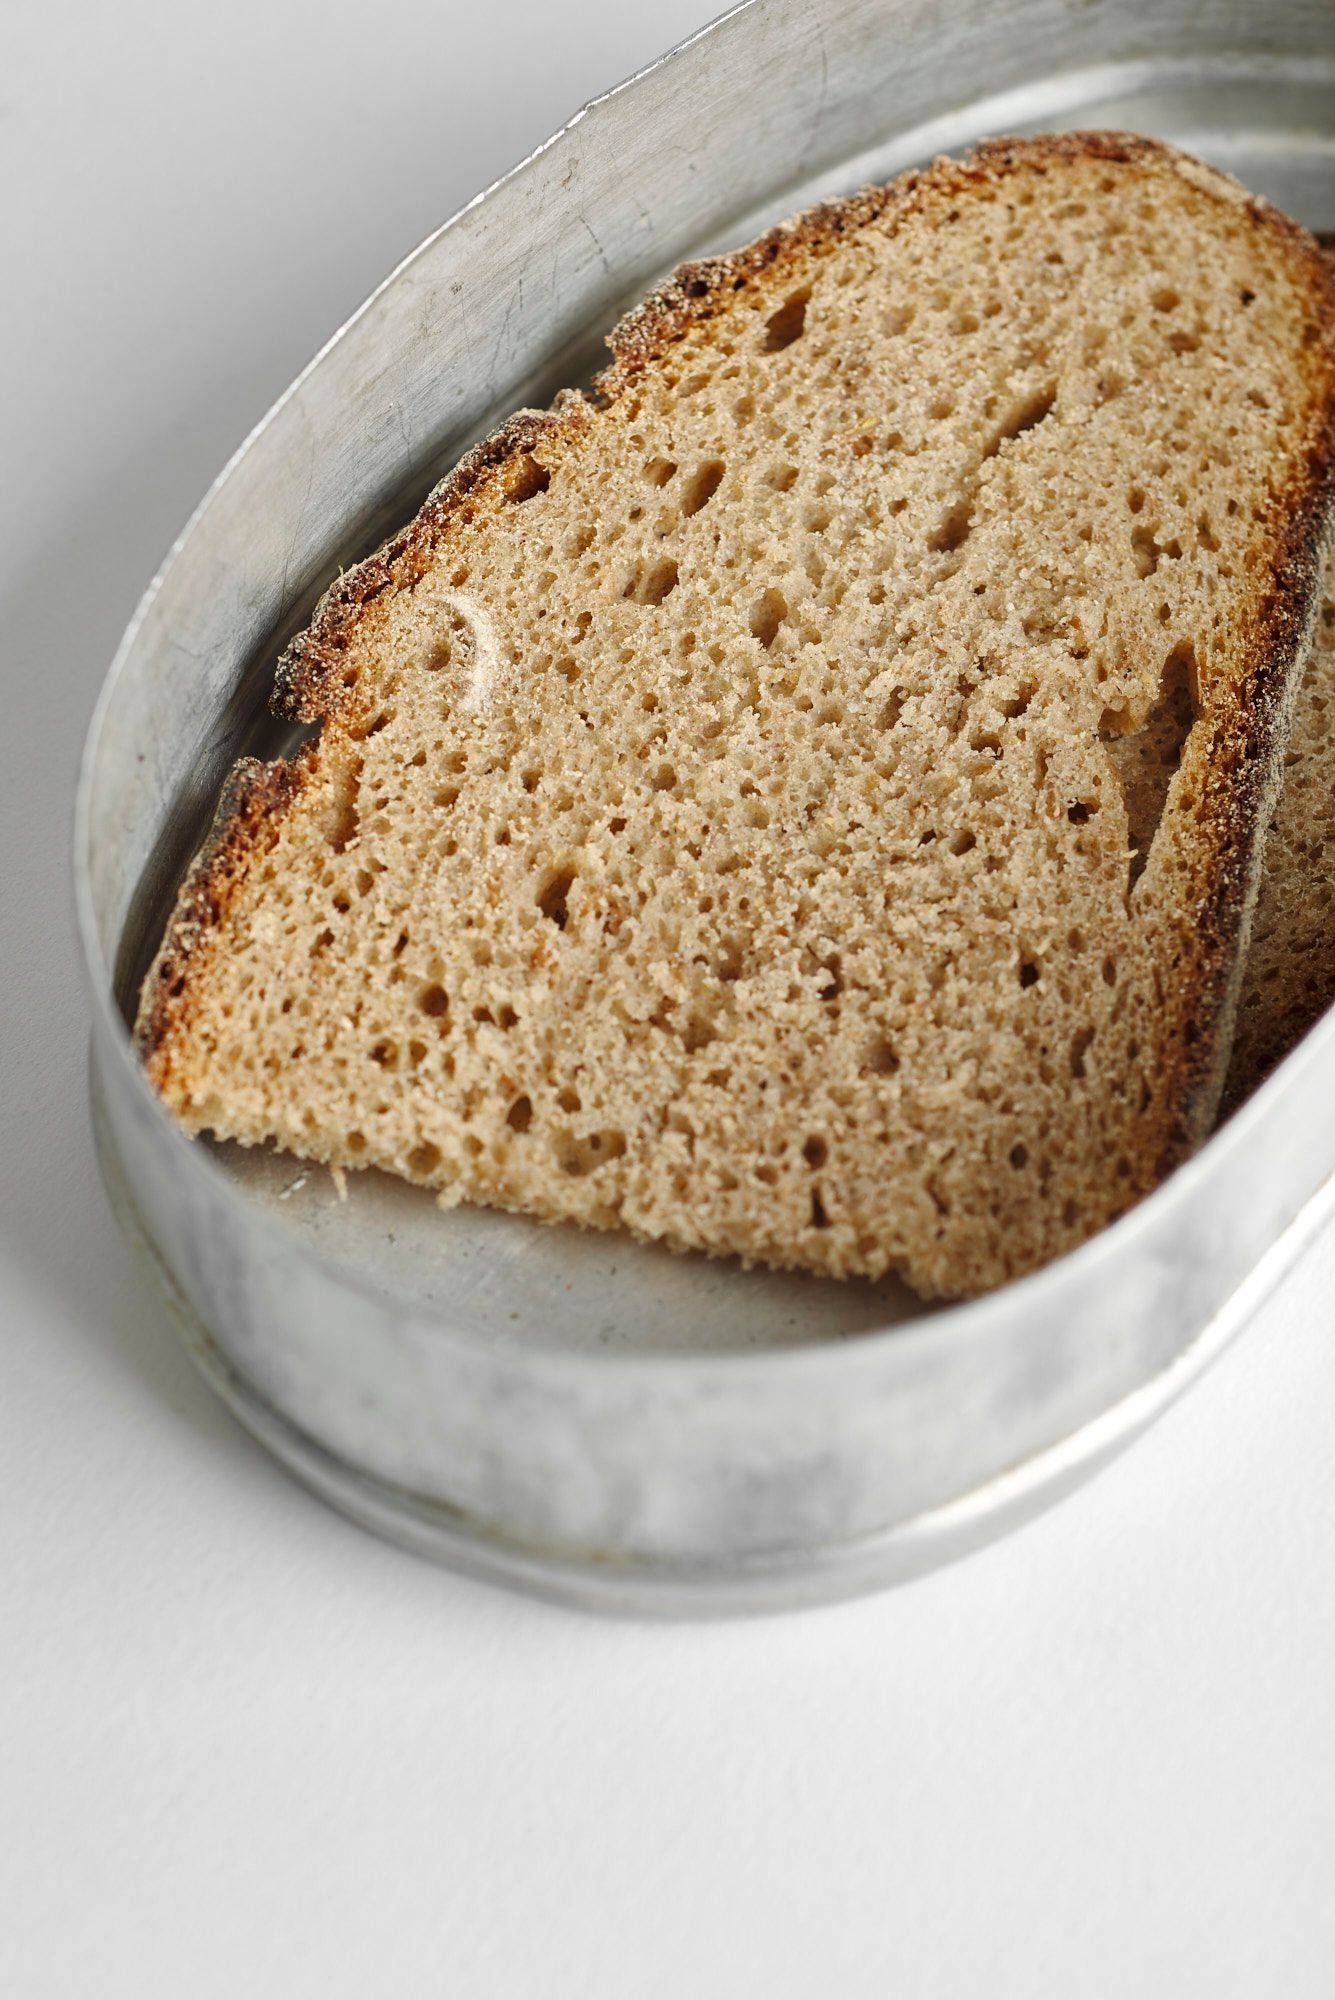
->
[1223,238,1335,1112]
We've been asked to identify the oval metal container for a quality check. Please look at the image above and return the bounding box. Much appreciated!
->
[76,0,1335,1613]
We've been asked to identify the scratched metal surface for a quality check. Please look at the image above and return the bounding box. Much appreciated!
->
[77,0,1335,1606]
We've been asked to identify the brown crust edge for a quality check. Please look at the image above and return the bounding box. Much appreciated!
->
[1157,459,1335,1166]
[138,132,1335,1195]
[138,752,313,1085]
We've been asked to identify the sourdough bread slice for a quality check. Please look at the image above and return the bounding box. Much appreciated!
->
[137,133,1335,1300]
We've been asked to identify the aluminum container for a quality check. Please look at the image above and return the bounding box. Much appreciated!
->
[76,0,1335,1613]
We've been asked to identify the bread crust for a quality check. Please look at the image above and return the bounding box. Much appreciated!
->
[138,132,1335,1278]
[138,753,314,1080]
[1218,236,1335,1110]
[1164,470,1335,1152]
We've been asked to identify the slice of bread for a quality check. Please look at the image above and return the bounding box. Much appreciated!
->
[1225,507,1335,1105]
[1222,239,1335,1114]
[137,133,1335,1300]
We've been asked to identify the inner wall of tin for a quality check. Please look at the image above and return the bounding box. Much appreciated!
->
[90,0,1335,1354]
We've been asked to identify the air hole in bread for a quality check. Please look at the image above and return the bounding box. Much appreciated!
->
[715,938,744,982]
[351,708,394,742]
[763,287,810,352]
[1070,1027,1095,1078]
[680,1012,717,1053]
[1132,524,1165,576]
[878,688,905,731]
[556,1129,626,1177]
[506,454,550,503]
[537,866,576,929]
[323,760,362,853]
[1104,641,1200,893]
[990,382,1057,452]
[929,503,973,554]
[624,556,679,605]
[681,460,725,515]
[326,800,359,857]
[862,1036,900,1077]
[750,588,788,647]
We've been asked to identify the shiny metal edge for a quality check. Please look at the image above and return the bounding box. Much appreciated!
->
[92,1046,1335,1614]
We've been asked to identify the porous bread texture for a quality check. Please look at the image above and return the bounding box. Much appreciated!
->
[138,133,1335,1301]
[1225,545,1335,1106]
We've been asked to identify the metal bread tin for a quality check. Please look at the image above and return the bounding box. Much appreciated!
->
[76,0,1335,1613]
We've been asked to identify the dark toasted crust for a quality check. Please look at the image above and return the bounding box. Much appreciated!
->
[139,132,1335,1199]
[138,752,314,1080]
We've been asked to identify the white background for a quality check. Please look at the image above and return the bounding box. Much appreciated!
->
[4,2,1334,1993]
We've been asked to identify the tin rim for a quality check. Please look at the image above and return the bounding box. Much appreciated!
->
[90,1039,1335,1611]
